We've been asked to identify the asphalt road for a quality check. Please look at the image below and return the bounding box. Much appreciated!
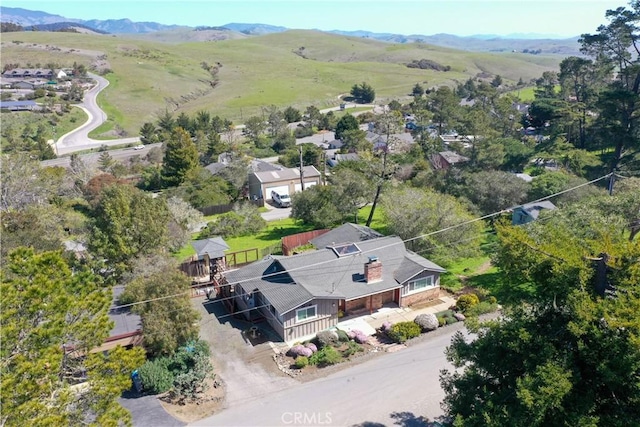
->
[54,73,140,156]
[190,325,469,427]
[41,143,162,168]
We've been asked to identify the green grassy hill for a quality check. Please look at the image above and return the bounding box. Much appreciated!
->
[1,30,564,136]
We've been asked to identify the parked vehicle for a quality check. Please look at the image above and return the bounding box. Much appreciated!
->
[271,190,291,208]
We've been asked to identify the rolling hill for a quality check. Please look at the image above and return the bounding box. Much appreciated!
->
[0,30,564,137]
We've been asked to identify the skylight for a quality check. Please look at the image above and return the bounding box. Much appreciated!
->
[330,243,361,257]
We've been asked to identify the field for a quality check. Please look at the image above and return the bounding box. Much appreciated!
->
[1,31,564,136]
[0,107,88,146]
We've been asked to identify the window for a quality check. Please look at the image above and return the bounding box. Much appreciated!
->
[296,305,317,322]
[402,276,435,296]
[330,243,361,257]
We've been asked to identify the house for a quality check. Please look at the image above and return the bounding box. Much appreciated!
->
[248,165,321,201]
[365,131,415,152]
[1,68,58,79]
[439,134,474,149]
[431,150,469,170]
[326,152,359,167]
[224,235,446,342]
[512,200,557,225]
[0,100,37,111]
[92,285,142,353]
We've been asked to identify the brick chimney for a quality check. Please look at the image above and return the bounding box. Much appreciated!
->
[364,256,382,283]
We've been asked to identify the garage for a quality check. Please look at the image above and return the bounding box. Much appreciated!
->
[264,185,290,200]
[294,181,318,192]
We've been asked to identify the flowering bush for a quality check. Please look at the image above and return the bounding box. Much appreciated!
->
[414,313,439,331]
[304,342,318,353]
[347,330,356,340]
[381,321,393,332]
[354,333,369,344]
[290,345,313,358]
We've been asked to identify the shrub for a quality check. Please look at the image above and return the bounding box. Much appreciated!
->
[342,341,364,357]
[414,313,439,331]
[387,321,422,343]
[295,356,309,369]
[336,329,349,342]
[316,330,339,348]
[290,344,313,358]
[354,332,369,344]
[437,317,447,327]
[309,346,342,366]
[347,330,356,340]
[457,294,480,313]
[466,301,499,317]
[445,316,458,325]
[381,321,393,332]
[486,296,497,304]
[304,342,318,353]
[138,358,174,394]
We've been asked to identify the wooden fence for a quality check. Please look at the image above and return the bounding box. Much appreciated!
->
[225,248,260,268]
[281,229,329,255]
[198,199,264,216]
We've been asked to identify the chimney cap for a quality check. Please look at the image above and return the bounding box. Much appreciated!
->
[368,255,378,263]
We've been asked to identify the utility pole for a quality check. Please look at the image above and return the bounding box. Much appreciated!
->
[299,146,305,191]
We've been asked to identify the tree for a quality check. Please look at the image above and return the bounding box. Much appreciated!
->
[279,143,323,170]
[334,113,359,140]
[120,255,200,356]
[97,150,114,173]
[0,154,57,211]
[271,130,295,153]
[305,105,322,129]
[243,116,266,142]
[580,4,640,175]
[218,156,250,200]
[264,105,286,137]
[1,248,145,426]
[166,196,204,251]
[350,82,376,103]
[412,83,425,97]
[139,122,159,145]
[428,86,461,135]
[381,186,484,261]
[89,184,171,275]
[169,170,231,209]
[283,106,302,123]
[452,171,530,215]
[162,127,199,187]
[291,185,343,228]
[328,168,376,223]
[490,74,503,88]
[441,217,640,426]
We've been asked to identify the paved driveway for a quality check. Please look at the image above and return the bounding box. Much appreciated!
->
[119,391,185,427]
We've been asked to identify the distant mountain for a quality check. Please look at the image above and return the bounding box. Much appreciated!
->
[81,18,181,34]
[222,22,288,35]
[0,6,76,26]
[0,6,181,33]
[0,6,580,54]
[25,22,109,34]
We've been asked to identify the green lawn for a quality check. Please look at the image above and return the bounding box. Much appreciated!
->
[355,205,389,235]
[0,108,88,149]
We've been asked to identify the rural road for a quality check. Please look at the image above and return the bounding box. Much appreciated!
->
[190,326,469,427]
[41,143,162,168]
[54,73,140,156]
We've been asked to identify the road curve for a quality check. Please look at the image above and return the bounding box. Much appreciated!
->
[54,73,140,156]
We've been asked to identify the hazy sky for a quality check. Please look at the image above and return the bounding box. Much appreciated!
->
[3,0,625,37]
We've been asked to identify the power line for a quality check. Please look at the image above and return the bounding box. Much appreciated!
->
[113,173,613,311]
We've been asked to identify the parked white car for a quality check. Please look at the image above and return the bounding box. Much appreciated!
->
[271,190,291,208]
[134,144,145,150]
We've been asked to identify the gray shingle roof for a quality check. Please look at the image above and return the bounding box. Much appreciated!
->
[224,257,313,314]
[252,166,320,183]
[110,286,141,337]
[520,200,557,220]
[192,237,229,260]
[224,235,445,315]
[310,223,383,249]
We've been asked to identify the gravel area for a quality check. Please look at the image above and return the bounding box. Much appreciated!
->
[193,298,298,408]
